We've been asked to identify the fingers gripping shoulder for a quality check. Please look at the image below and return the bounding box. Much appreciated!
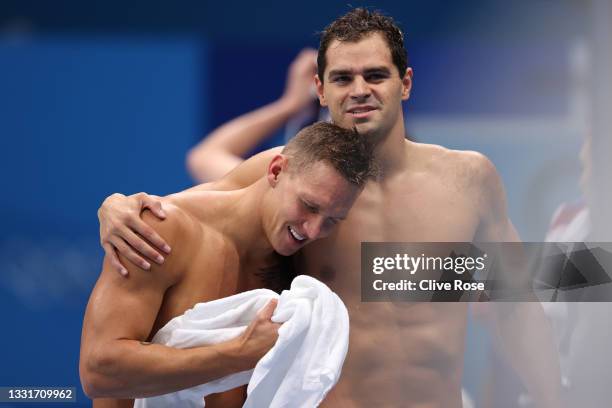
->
[120,203,196,285]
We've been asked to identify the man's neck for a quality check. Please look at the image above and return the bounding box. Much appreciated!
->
[371,117,411,179]
[209,180,275,263]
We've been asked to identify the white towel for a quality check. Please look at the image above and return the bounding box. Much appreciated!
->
[134,275,349,408]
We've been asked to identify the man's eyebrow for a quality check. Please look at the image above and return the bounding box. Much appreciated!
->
[363,66,392,74]
[328,69,353,77]
[328,66,392,77]
[302,195,347,220]
[302,196,321,208]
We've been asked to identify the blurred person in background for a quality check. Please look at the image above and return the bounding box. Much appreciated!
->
[186,48,321,183]
[477,132,612,408]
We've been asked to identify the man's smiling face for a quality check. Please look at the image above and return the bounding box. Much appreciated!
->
[315,33,412,140]
[265,158,360,256]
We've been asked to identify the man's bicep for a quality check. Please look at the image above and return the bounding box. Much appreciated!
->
[83,256,170,346]
[473,154,521,242]
[83,208,187,348]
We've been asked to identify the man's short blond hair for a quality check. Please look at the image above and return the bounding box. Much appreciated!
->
[282,122,376,187]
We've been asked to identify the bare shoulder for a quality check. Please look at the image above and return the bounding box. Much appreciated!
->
[165,189,236,226]
[162,191,234,253]
[143,199,200,246]
[430,144,506,211]
[452,149,498,188]
[410,141,499,189]
[129,199,204,282]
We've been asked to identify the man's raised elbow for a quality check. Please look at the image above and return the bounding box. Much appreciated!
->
[186,145,215,180]
[186,147,200,175]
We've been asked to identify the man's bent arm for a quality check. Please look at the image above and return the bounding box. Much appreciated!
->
[186,103,301,183]
[98,146,281,274]
[81,209,246,399]
[472,153,563,408]
[187,146,283,192]
[186,48,316,183]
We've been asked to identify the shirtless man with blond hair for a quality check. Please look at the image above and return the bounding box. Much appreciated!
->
[80,122,374,407]
[98,9,563,407]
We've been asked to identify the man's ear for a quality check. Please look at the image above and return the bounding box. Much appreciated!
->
[401,67,413,100]
[315,74,327,107]
[267,154,288,187]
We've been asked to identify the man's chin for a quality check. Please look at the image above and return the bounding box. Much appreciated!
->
[353,121,371,130]
[333,118,380,137]
[353,121,380,137]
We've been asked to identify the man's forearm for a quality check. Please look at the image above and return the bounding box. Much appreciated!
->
[82,338,246,399]
[185,146,281,193]
[186,99,295,183]
[493,302,563,408]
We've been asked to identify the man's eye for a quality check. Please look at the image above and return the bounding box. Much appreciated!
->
[366,73,386,82]
[333,76,351,83]
[303,201,318,213]
[325,218,340,228]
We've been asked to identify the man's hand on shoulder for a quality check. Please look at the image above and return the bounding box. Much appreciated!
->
[116,202,195,287]
[98,148,281,277]
[99,192,171,276]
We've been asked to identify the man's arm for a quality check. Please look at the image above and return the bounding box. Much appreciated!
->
[187,146,283,193]
[80,207,279,399]
[98,147,281,275]
[472,153,563,408]
[186,48,316,183]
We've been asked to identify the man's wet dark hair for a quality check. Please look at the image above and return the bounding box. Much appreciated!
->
[317,8,408,82]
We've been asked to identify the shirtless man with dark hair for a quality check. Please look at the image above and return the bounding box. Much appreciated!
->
[97,9,562,407]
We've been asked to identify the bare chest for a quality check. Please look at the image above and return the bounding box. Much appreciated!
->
[296,176,479,308]
[152,242,280,335]
[348,178,479,241]
[301,179,480,279]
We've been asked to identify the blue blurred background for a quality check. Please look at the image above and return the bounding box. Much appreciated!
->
[1,1,610,406]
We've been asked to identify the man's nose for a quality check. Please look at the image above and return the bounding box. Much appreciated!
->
[303,216,326,240]
[349,76,371,100]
